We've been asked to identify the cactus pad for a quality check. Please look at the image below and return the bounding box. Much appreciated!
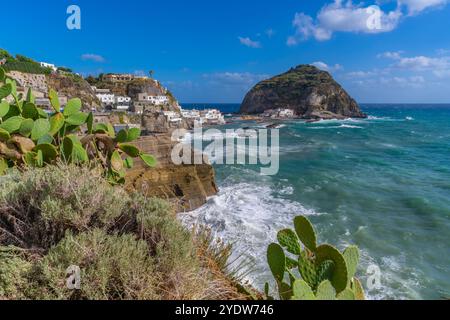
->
[337,288,355,300]
[277,228,301,255]
[286,256,298,269]
[343,245,360,280]
[294,216,317,252]
[315,244,348,293]
[316,259,335,284]
[292,279,315,300]
[351,277,365,300]
[298,251,317,288]
[267,243,286,282]
[316,280,336,300]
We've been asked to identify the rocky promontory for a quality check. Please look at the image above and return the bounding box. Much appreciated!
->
[240,65,366,119]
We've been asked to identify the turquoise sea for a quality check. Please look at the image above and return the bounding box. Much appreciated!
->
[180,104,450,300]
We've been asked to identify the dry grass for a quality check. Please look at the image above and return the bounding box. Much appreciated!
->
[0,164,253,300]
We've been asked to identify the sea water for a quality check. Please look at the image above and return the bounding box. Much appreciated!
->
[179,104,450,300]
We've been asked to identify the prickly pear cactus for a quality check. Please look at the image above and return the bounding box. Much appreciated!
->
[277,229,301,255]
[298,251,317,288]
[265,215,366,300]
[315,244,348,293]
[343,245,360,280]
[294,216,317,252]
[315,280,336,300]
[267,243,285,282]
[0,67,157,183]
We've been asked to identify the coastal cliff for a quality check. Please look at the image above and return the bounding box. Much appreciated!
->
[240,65,366,119]
[126,134,218,212]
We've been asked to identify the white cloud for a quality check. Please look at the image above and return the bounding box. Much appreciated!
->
[399,0,448,15]
[288,1,402,43]
[311,61,343,72]
[380,75,425,87]
[288,0,448,43]
[204,72,268,86]
[81,54,105,63]
[395,55,450,71]
[377,51,404,59]
[346,70,378,78]
[378,51,450,73]
[238,36,262,48]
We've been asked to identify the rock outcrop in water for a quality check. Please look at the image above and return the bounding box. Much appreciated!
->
[240,65,366,119]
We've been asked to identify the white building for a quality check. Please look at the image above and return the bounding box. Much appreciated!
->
[163,111,183,123]
[262,108,295,118]
[94,88,115,105]
[138,93,169,105]
[203,109,225,124]
[278,108,295,118]
[114,96,131,111]
[40,62,57,72]
[181,109,200,119]
[115,96,131,104]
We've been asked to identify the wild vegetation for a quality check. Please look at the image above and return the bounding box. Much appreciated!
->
[0,164,249,300]
[0,49,52,75]
[266,216,365,300]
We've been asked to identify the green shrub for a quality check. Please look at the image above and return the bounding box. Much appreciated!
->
[0,164,247,300]
[0,247,32,299]
[32,229,157,300]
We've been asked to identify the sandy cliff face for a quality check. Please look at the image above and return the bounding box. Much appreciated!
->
[126,134,218,212]
[47,74,101,110]
[8,71,101,110]
[240,65,366,119]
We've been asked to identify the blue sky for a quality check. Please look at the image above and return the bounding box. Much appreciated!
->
[1,0,450,103]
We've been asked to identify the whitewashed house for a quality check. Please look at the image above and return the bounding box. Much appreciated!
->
[39,62,57,72]
[181,109,201,119]
[278,108,295,118]
[95,89,115,105]
[163,111,183,124]
[114,96,131,110]
[203,109,225,124]
[138,93,169,105]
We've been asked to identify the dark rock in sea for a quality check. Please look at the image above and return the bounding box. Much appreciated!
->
[240,65,366,119]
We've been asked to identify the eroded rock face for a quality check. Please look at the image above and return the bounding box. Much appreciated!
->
[126,134,218,212]
[47,73,101,110]
[141,112,192,135]
[240,65,366,119]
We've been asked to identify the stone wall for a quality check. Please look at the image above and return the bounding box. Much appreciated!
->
[126,134,218,212]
